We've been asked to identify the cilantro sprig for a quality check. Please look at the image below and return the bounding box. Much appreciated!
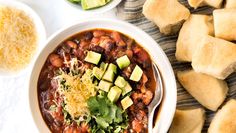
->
[87,92,129,133]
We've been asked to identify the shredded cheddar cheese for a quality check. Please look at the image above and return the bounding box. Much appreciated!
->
[56,68,97,119]
[0,6,38,72]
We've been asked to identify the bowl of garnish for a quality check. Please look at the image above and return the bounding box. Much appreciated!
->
[0,1,46,77]
[65,0,122,14]
[29,19,176,133]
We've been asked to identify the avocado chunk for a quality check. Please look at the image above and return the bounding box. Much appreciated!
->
[102,70,115,82]
[107,86,122,102]
[114,76,127,88]
[98,80,113,92]
[68,0,81,3]
[107,63,117,74]
[81,0,107,10]
[122,83,132,96]
[130,65,143,82]
[94,79,99,86]
[100,62,108,71]
[92,67,104,80]
[121,96,133,110]
[116,55,130,69]
[84,51,101,65]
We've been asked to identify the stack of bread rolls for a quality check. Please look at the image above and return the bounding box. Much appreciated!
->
[143,0,236,132]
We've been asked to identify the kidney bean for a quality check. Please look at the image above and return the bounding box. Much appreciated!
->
[93,30,105,37]
[49,54,63,67]
[132,119,144,133]
[81,122,89,133]
[111,31,126,47]
[84,32,93,40]
[90,45,104,53]
[66,41,77,49]
[64,124,82,133]
[141,73,148,85]
[91,37,100,45]
[79,40,89,50]
[142,90,153,105]
[126,49,133,58]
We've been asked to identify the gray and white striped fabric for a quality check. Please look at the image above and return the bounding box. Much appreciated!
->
[116,0,236,132]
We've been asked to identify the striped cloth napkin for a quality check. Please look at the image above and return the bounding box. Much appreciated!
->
[116,0,236,132]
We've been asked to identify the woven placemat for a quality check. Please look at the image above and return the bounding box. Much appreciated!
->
[116,0,236,132]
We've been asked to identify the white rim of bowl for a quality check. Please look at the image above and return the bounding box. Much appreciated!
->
[0,0,46,78]
[29,18,176,133]
[63,0,122,14]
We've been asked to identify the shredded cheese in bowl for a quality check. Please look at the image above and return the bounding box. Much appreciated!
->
[0,6,38,72]
[56,68,97,119]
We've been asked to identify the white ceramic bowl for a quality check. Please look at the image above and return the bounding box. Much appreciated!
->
[64,0,122,14]
[29,19,177,133]
[0,0,46,77]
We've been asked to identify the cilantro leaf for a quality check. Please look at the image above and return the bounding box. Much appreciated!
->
[87,95,129,132]
[95,117,109,129]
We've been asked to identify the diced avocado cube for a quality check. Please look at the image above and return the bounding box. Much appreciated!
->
[98,80,113,92]
[122,83,132,96]
[107,86,122,102]
[100,62,108,71]
[107,63,117,74]
[121,96,133,110]
[114,76,127,88]
[81,0,107,10]
[93,67,104,80]
[116,55,130,69]
[130,65,143,82]
[94,79,99,86]
[84,51,101,65]
[102,70,115,82]
[68,0,81,3]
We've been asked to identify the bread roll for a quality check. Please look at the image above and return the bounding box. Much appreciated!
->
[177,70,228,111]
[208,99,236,133]
[192,35,236,79]
[213,9,236,41]
[188,0,223,9]
[175,15,214,62]
[169,108,205,133]
[143,0,190,35]
[188,0,204,9]
[225,0,236,9]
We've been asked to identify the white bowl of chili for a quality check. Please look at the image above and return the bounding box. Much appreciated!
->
[29,18,177,133]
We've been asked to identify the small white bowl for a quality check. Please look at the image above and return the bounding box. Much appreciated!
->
[0,0,46,77]
[64,0,122,14]
[29,19,177,133]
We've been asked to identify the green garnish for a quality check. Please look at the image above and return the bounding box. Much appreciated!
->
[49,104,57,112]
[87,93,128,133]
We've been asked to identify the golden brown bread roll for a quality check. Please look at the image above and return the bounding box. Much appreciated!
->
[143,0,190,35]
[208,99,236,133]
[213,9,236,41]
[188,0,204,9]
[169,108,205,133]
[177,70,228,111]
[225,0,236,9]
[175,14,214,62]
[188,0,223,9]
[192,35,236,79]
